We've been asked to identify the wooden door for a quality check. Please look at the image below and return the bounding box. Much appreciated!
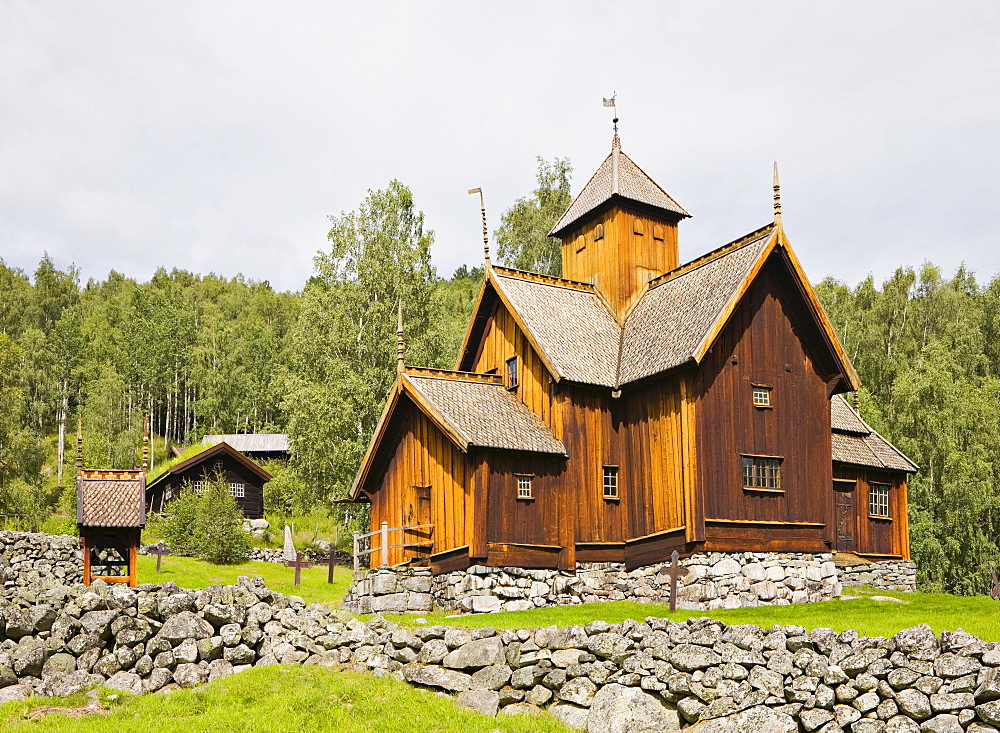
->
[405,485,433,562]
[833,482,856,552]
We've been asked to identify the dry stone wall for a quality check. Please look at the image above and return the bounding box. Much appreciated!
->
[344,552,846,615]
[2,575,1000,733]
[0,532,81,588]
[840,561,917,592]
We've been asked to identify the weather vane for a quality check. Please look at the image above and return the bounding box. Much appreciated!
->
[603,93,618,135]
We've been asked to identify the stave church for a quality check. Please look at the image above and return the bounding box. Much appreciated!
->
[349,129,916,574]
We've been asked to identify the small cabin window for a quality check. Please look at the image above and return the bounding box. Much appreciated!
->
[516,475,533,499]
[506,356,519,390]
[742,455,782,490]
[633,218,644,235]
[603,466,619,499]
[575,234,586,253]
[653,225,665,241]
[594,223,604,241]
[193,480,207,495]
[415,485,431,501]
[229,482,245,498]
[752,385,772,407]
[869,483,890,518]
[214,459,224,472]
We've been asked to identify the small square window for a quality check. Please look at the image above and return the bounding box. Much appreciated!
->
[506,356,519,390]
[516,475,532,499]
[214,459,224,472]
[741,456,782,490]
[869,483,890,518]
[193,480,207,495]
[603,466,619,499]
[752,385,771,407]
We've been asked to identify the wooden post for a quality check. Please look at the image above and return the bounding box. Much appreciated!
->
[353,532,360,572]
[657,550,690,613]
[327,548,335,584]
[380,521,389,567]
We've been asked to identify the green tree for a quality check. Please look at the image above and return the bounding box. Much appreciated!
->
[0,334,46,525]
[495,156,572,276]
[161,474,251,564]
[282,181,443,510]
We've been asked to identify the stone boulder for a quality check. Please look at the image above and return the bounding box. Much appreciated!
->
[586,683,681,733]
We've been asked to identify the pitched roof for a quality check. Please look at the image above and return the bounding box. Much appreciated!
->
[405,373,566,455]
[830,396,918,473]
[77,470,146,528]
[618,226,775,385]
[145,441,273,493]
[202,433,289,453]
[550,142,689,236]
[492,271,620,388]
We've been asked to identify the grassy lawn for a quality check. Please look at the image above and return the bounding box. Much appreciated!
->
[383,585,1000,641]
[136,554,354,607]
[0,666,571,732]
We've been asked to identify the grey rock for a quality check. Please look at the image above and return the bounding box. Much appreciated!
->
[677,695,707,722]
[834,704,861,727]
[158,611,214,643]
[930,692,974,712]
[885,715,921,733]
[670,643,721,672]
[443,637,505,670]
[934,654,980,679]
[104,671,143,695]
[46,670,103,697]
[416,639,449,664]
[499,702,542,716]
[800,708,835,731]
[589,633,634,664]
[0,684,32,703]
[558,677,598,706]
[978,700,1000,727]
[208,659,234,682]
[143,668,173,694]
[551,701,590,730]
[525,684,552,706]
[469,664,511,691]
[586,683,681,733]
[224,644,255,666]
[456,689,499,717]
[684,705,796,733]
[401,663,472,692]
[173,662,208,688]
[79,609,118,638]
[41,652,77,679]
[978,668,1000,702]
[852,720,887,733]
[897,690,933,720]
[893,625,940,661]
[919,714,962,733]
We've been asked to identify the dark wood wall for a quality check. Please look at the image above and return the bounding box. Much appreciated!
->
[156,455,266,519]
[692,255,834,551]
[832,463,909,558]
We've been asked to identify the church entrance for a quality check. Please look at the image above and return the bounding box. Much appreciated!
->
[833,481,856,552]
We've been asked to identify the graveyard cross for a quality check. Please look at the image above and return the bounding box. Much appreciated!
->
[991,568,1000,600]
[149,542,171,573]
[657,550,690,612]
[285,551,312,586]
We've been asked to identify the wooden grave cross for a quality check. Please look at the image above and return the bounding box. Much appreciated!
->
[991,567,1000,600]
[285,551,312,586]
[657,550,690,612]
[149,542,171,573]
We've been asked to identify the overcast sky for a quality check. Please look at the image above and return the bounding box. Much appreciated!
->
[1,2,998,293]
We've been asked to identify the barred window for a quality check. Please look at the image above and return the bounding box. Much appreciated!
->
[229,482,245,499]
[603,466,619,499]
[741,456,782,490]
[214,459,224,472]
[193,480,207,495]
[869,483,890,518]
[516,475,532,499]
[752,385,771,407]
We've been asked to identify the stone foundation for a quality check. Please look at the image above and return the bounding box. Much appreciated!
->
[839,559,916,592]
[343,552,845,615]
[0,531,81,588]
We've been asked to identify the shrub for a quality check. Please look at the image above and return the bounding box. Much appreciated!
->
[161,474,251,564]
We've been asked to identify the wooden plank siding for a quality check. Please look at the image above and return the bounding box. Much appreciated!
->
[692,256,834,551]
[472,301,557,437]
[560,203,681,318]
[367,396,472,566]
[838,466,910,558]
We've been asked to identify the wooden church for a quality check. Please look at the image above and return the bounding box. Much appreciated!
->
[350,133,917,572]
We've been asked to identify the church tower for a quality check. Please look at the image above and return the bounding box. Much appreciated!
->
[549,134,689,319]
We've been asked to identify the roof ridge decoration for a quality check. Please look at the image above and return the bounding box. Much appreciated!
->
[548,142,690,238]
[491,266,596,292]
[647,223,776,289]
[403,367,503,384]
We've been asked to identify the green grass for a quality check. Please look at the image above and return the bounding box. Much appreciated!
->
[0,665,571,732]
[136,554,353,607]
[383,585,1000,641]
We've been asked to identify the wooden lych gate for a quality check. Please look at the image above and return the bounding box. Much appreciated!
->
[353,522,434,571]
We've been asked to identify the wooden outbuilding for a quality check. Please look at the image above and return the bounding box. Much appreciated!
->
[76,420,147,587]
[145,441,271,518]
[350,134,917,572]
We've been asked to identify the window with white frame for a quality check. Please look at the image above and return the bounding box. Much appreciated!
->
[603,466,619,499]
[869,483,890,518]
[752,385,772,407]
[229,482,245,499]
[193,480,207,495]
[516,474,532,499]
[741,455,782,490]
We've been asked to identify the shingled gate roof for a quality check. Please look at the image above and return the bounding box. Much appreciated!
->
[77,470,146,528]
[830,395,918,473]
[549,144,689,236]
[404,373,565,455]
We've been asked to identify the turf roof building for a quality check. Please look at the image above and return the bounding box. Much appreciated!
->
[350,133,916,572]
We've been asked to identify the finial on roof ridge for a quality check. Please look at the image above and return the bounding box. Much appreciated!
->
[468,188,490,269]
[76,417,83,474]
[141,414,149,473]
[396,302,405,374]
[773,161,782,226]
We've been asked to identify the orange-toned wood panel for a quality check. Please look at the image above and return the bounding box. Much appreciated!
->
[559,204,680,318]
[473,302,556,435]
[368,398,471,566]
[703,523,827,553]
[854,469,909,557]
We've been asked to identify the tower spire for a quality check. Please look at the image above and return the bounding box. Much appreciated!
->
[468,188,490,268]
[76,418,83,475]
[604,94,620,192]
[396,301,405,375]
[773,161,782,226]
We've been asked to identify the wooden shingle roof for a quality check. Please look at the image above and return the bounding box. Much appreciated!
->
[405,373,566,455]
[549,143,689,236]
[202,433,289,453]
[77,470,146,528]
[830,396,918,473]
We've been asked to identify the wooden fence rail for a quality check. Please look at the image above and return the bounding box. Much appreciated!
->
[353,522,434,571]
